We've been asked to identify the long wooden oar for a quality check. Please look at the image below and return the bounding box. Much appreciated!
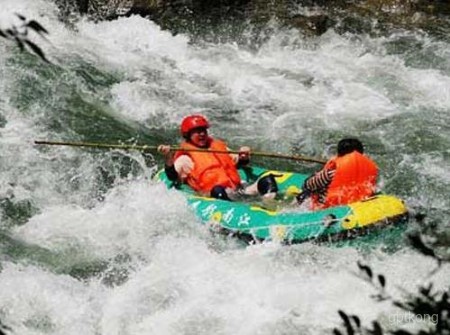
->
[34,140,327,164]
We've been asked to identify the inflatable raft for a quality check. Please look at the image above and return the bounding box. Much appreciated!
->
[155,166,408,244]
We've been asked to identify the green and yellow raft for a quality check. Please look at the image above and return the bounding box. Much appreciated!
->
[155,166,408,244]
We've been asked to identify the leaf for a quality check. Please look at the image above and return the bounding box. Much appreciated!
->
[24,40,49,62]
[392,330,413,335]
[15,38,24,51]
[419,283,433,297]
[393,301,413,312]
[371,321,383,335]
[338,310,354,335]
[16,13,27,21]
[357,261,373,279]
[338,310,350,323]
[351,315,361,329]
[333,329,343,335]
[27,20,49,35]
[378,274,386,288]
[0,319,12,335]
[438,292,450,312]
[407,233,437,259]
[371,293,388,302]
[0,30,7,38]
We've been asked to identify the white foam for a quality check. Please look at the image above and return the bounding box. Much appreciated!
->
[13,180,202,259]
[0,262,106,335]
[1,1,450,334]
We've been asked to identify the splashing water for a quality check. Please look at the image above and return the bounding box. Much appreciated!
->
[1,0,450,334]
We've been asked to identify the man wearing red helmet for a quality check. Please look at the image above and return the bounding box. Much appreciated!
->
[158,114,278,201]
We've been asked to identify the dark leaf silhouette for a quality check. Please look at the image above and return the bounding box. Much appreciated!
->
[334,233,450,335]
[16,13,26,21]
[0,320,11,335]
[407,233,438,259]
[392,330,413,335]
[351,315,361,328]
[15,38,24,51]
[27,20,49,35]
[438,292,450,309]
[370,321,383,335]
[357,261,373,279]
[338,310,354,335]
[419,283,433,298]
[393,300,411,311]
[24,40,49,62]
[1,14,50,63]
[371,293,389,302]
[333,329,343,335]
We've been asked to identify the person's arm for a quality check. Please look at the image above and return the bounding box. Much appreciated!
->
[303,168,335,193]
[162,154,194,182]
[173,155,194,180]
[296,166,335,205]
[157,145,178,181]
[165,163,179,181]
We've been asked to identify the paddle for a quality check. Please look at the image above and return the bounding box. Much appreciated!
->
[34,140,327,164]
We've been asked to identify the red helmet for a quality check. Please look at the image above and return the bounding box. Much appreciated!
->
[180,114,210,137]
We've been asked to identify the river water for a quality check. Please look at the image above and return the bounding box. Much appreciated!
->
[1,0,450,334]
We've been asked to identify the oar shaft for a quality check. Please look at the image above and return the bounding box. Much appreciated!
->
[34,140,158,151]
[169,148,326,164]
[34,140,327,164]
[250,151,327,164]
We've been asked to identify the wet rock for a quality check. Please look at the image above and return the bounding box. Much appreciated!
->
[287,14,330,36]
[55,0,450,38]
[122,0,160,17]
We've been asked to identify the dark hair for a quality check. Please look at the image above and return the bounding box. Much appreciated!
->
[337,138,364,156]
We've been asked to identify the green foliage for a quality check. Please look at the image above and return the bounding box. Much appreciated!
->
[333,232,450,335]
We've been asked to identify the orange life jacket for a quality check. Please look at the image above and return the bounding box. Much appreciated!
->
[175,139,241,194]
[312,151,378,209]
